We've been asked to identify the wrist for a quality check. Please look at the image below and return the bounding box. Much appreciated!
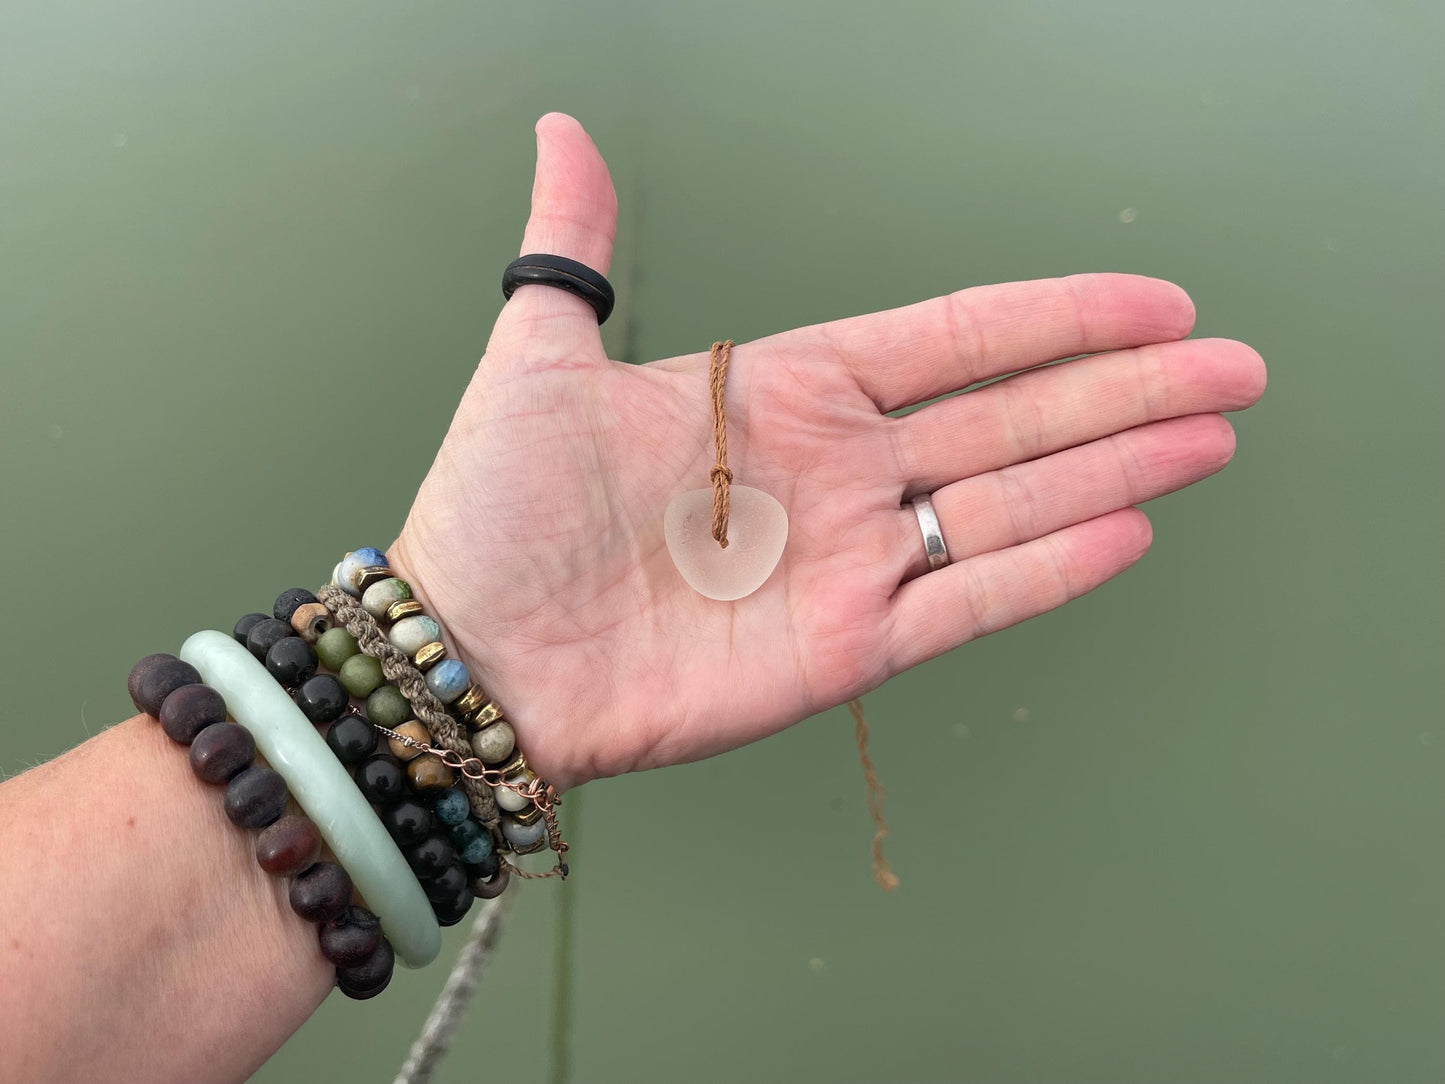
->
[385,531,587,793]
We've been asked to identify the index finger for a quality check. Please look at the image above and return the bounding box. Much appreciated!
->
[762,273,1196,413]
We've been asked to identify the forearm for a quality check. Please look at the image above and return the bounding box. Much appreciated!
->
[0,715,333,1084]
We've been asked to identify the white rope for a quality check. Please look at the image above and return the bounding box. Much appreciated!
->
[393,894,512,1084]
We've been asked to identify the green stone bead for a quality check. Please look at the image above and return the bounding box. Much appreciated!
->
[366,684,412,729]
[339,654,385,699]
[317,627,360,671]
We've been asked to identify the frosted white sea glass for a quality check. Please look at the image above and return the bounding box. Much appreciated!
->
[664,485,788,601]
[178,630,441,968]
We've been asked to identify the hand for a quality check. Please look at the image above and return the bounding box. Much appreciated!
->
[391,113,1266,791]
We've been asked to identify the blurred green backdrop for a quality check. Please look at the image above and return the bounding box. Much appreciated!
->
[1,1,1441,1082]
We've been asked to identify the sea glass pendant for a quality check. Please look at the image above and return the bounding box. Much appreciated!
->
[664,485,788,601]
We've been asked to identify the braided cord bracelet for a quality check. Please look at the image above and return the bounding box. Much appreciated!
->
[320,582,568,877]
[318,583,501,829]
[323,551,569,877]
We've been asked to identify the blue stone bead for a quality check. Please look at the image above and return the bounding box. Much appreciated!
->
[336,548,388,596]
[458,834,493,865]
[425,659,470,704]
[433,789,470,827]
[449,817,483,848]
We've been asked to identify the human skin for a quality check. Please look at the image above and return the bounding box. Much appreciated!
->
[0,113,1265,1082]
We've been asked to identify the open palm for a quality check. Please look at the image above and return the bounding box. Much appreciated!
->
[391,114,1265,791]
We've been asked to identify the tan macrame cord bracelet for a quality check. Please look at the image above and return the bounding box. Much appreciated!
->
[318,584,499,826]
[318,584,569,880]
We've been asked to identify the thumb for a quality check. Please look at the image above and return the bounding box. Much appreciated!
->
[488,112,619,361]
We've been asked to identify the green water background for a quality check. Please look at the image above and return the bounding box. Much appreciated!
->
[1,2,1441,1081]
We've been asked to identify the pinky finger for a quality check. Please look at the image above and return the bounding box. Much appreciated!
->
[886,507,1153,673]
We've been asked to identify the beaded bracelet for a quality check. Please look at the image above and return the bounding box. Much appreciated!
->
[126,651,400,998]
[231,596,500,922]
[324,549,568,877]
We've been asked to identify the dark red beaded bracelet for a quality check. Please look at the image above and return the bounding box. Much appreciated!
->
[128,654,396,1000]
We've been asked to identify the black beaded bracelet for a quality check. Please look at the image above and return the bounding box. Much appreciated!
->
[232,590,497,925]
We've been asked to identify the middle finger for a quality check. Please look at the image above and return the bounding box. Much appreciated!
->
[893,336,1265,491]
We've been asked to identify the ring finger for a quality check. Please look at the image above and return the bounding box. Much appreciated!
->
[894,413,1238,582]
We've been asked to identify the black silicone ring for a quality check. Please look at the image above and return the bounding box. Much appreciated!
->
[501,254,615,325]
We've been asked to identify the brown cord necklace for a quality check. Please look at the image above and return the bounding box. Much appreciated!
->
[664,340,897,891]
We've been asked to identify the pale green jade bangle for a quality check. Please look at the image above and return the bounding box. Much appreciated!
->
[178,630,441,968]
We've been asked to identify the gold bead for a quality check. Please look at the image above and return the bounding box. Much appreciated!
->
[290,602,332,642]
[413,641,447,671]
[406,753,456,794]
[463,699,504,731]
[510,804,543,826]
[386,720,432,762]
[493,750,527,778]
[385,599,425,623]
[355,565,395,592]
[453,684,488,717]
